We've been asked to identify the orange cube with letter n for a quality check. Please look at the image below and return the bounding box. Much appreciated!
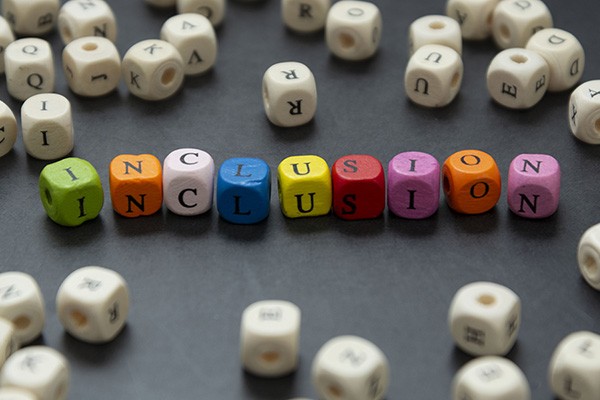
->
[109,154,163,217]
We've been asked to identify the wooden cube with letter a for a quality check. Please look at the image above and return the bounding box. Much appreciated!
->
[277,155,331,218]
[109,154,163,217]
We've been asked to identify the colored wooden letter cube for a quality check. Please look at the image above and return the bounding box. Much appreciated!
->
[507,154,560,218]
[388,152,440,219]
[332,154,384,220]
[109,154,163,218]
[39,157,104,227]
[277,155,331,218]
[442,150,501,214]
[163,148,214,216]
[217,157,271,224]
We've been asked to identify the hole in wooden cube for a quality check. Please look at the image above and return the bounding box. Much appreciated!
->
[477,294,495,306]
[70,310,88,328]
[0,272,45,345]
[339,32,356,49]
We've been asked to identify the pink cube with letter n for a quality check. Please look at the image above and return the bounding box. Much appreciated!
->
[507,154,560,219]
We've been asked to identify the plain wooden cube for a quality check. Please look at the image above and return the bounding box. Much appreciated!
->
[408,15,462,56]
[0,346,69,400]
[507,153,560,218]
[240,300,301,377]
[176,0,226,27]
[2,0,59,36]
[282,0,331,33]
[452,356,531,400]
[263,61,317,127]
[163,148,214,216]
[405,44,463,108]
[491,0,552,49]
[21,93,73,161]
[0,318,17,368]
[0,16,15,74]
[388,151,440,219]
[448,281,521,356]
[0,388,37,400]
[325,1,382,61]
[56,266,129,344]
[526,28,585,92]
[446,0,499,40]
[160,14,217,76]
[570,81,600,144]
[109,154,163,218]
[549,331,600,400]
[58,0,117,45]
[5,38,55,101]
[62,37,121,97]
[486,48,549,109]
[0,101,18,159]
[312,335,389,400]
[38,157,104,227]
[0,272,45,346]
[277,155,331,218]
[122,39,184,101]
[145,0,176,7]
[577,224,600,291]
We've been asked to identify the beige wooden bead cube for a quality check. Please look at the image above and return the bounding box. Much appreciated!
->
[312,335,389,400]
[2,0,59,36]
[62,37,121,97]
[5,38,55,102]
[0,17,15,74]
[570,81,600,145]
[21,93,73,161]
[452,356,531,400]
[122,39,185,101]
[408,15,462,56]
[0,346,69,400]
[0,101,18,158]
[0,272,45,345]
[0,388,37,400]
[58,0,117,45]
[0,318,17,367]
[486,48,549,109]
[160,14,217,76]
[549,331,600,400]
[240,300,301,377]
[526,28,585,93]
[56,266,129,344]
[325,1,382,61]
[282,0,331,33]
[491,0,553,49]
[446,0,499,40]
[405,44,463,108]
[448,281,521,356]
[577,223,600,290]
[176,0,226,27]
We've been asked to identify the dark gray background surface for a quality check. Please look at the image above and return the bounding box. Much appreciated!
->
[1,0,600,398]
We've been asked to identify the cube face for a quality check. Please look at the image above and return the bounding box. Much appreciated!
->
[21,93,73,161]
[446,0,499,40]
[577,224,600,291]
[240,300,301,377]
[388,152,440,219]
[217,157,271,224]
[39,157,104,227]
[0,346,69,400]
[408,15,462,56]
[332,154,384,220]
[549,331,600,400]
[122,39,184,101]
[56,266,129,344]
[0,272,45,345]
[176,0,226,27]
[278,155,331,218]
[452,356,531,400]
[448,282,521,356]
[405,44,463,108]
[63,36,121,97]
[0,17,15,74]
[163,148,214,216]
[486,48,549,109]
[58,0,117,45]
[282,0,331,33]
[570,81,600,144]
[526,28,585,92]
[0,101,18,159]
[5,38,55,101]
[109,154,163,218]
[263,61,317,127]
[507,154,560,218]
[312,335,389,400]
[160,13,217,76]
[2,0,59,36]
[491,0,553,49]
[443,150,501,214]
